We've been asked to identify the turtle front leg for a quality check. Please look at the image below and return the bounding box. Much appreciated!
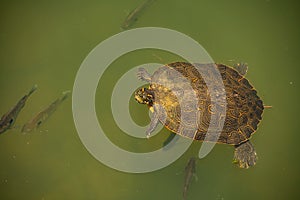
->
[137,68,152,82]
[146,104,166,138]
[233,140,257,169]
[146,111,159,138]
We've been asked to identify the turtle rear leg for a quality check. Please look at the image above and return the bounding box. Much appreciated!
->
[233,140,257,169]
[233,62,248,76]
[137,68,152,82]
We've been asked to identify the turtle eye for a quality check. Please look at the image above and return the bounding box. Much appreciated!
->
[9,118,14,125]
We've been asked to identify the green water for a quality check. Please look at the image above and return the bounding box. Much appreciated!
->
[0,0,299,199]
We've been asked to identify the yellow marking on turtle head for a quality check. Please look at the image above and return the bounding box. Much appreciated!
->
[149,106,154,113]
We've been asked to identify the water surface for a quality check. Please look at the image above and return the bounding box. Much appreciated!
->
[0,0,299,199]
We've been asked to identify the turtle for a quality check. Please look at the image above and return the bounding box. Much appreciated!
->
[134,62,265,169]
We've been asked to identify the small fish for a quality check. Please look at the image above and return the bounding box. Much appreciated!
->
[121,0,155,30]
[21,91,70,133]
[183,157,197,200]
[0,85,37,134]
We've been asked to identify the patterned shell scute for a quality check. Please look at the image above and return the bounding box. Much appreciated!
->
[149,62,264,145]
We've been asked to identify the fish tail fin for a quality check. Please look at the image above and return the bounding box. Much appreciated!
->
[183,187,188,200]
[194,173,198,182]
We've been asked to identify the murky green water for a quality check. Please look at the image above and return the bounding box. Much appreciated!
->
[0,0,299,199]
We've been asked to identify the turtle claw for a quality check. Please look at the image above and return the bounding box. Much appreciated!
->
[233,62,248,76]
[233,141,257,169]
[137,68,152,82]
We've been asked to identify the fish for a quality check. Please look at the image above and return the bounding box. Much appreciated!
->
[0,85,37,134]
[121,0,155,30]
[183,157,197,200]
[21,90,70,133]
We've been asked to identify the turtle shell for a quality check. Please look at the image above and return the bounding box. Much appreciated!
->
[148,62,263,145]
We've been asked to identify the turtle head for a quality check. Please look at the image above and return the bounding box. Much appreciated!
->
[134,88,154,106]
